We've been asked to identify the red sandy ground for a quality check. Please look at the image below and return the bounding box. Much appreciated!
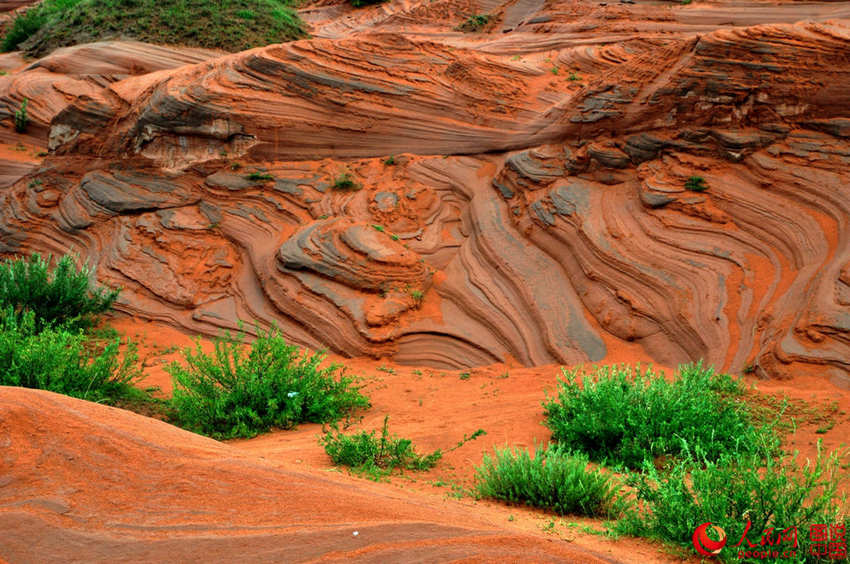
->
[103,316,850,562]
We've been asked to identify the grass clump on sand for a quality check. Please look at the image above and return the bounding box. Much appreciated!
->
[543,362,760,469]
[322,415,442,478]
[331,172,361,191]
[0,308,142,403]
[168,326,369,439]
[475,444,626,518]
[2,0,305,56]
[0,253,118,332]
[0,253,143,404]
[322,417,485,479]
[616,442,848,563]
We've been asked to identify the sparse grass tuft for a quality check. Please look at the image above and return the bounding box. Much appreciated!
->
[332,172,361,191]
[246,171,274,181]
[322,415,442,478]
[14,98,29,133]
[475,444,626,518]
[456,14,491,32]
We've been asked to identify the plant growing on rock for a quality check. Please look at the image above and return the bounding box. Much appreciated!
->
[14,98,29,133]
[332,172,361,191]
[685,175,708,191]
[456,14,491,32]
[168,325,369,439]
[246,171,274,181]
[0,253,119,332]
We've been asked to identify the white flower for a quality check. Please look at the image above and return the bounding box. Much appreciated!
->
[287,391,298,398]
[352,531,359,537]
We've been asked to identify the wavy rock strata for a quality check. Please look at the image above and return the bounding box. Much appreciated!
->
[1,8,849,378]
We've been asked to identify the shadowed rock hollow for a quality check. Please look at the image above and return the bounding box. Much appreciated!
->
[1,1,849,379]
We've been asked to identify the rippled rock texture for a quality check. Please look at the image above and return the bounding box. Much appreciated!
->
[1,4,849,377]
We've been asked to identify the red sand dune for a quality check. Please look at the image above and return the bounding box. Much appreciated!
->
[0,385,619,563]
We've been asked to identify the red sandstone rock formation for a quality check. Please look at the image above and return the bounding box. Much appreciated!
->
[1,2,849,379]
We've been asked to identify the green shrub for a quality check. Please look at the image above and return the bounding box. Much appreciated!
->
[475,444,626,518]
[246,171,274,181]
[322,415,442,478]
[168,326,369,439]
[685,175,708,191]
[616,443,847,563]
[0,254,119,332]
[543,363,759,469]
[0,308,140,403]
[456,14,491,32]
[2,0,304,57]
[332,172,361,191]
[14,98,29,133]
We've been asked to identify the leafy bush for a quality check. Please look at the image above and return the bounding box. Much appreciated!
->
[168,326,369,439]
[0,254,119,332]
[456,14,491,32]
[617,443,847,563]
[14,98,29,133]
[685,175,708,191]
[475,444,626,518]
[332,172,361,191]
[322,415,442,477]
[0,309,140,403]
[2,0,304,57]
[543,363,760,469]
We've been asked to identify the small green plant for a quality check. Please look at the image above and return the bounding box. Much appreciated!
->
[168,325,369,439]
[236,8,255,18]
[410,289,424,304]
[321,415,442,478]
[616,442,847,563]
[475,444,626,518]
[459,372,471,380]
[230,162,243,170]
[349,0,386,7]
[685,175,708,192]
[332,172,361,191]
[681,0,693,4]
[568,72,581,81]
[384,155,396,165]
[551,66,559,75]
[0,254,119,332]
[371,224,385,232]
[14,98,29,133]
[390,234,399,241]
[376,365,395,374]
[456,14,491,32]
[246,171,274,181]
[543,363,760,469]
[0,308,141,403]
